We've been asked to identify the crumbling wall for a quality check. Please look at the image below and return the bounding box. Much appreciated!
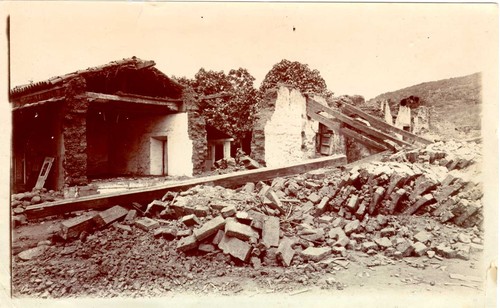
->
[412,106,431,134]
[62,77,89,186]
[250,90,277,165]
[260,86,319,168]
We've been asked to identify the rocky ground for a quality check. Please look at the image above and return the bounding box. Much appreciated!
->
[10,140,492,304]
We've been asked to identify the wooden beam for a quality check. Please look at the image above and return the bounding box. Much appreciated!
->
[84,92,180,111]
[344,150,393,169]
[341,103,432,145]
[340,127,389,151]
[24,154,347,220]
[307,99,414,148]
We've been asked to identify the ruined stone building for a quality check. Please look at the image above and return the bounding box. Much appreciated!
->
[251,85,346,167]
[11,57,208,193]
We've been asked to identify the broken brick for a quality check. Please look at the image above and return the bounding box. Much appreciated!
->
[93,205,128,229]
[300,246,331,262]
[176,229,192,237]
[218,234,252,262]
[135,217,160,231]
[434,182,464,203]
[114,223,132,233]
[261,216,280,248]
[181,214,201,227]
[145,200,168,215]
[243,182,255,193]
[435,244,457,259]
[384,173,407,198]
[193,216,226,241]
[361,241,378,252]
[198,243,216,253]
[395,239,414,257]
[225,219,259,241]
[276,237,295,266]
[124,209,137,224]
[380,227,396,237]
[409,179,437,201]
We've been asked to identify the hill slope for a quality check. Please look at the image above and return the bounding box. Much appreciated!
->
[366,73,482,139]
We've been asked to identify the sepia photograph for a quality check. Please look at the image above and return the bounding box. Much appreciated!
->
[0,2,498,307]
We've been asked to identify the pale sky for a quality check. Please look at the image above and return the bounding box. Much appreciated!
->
[5,2,498,99]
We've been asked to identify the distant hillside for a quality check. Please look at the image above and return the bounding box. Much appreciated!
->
[365,73,482,139]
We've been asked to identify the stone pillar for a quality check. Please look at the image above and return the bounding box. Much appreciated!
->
[62,77,89,186]
[184,88,207,175]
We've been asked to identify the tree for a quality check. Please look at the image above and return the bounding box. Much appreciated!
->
[174,68,258,145]
[259,59,333,98]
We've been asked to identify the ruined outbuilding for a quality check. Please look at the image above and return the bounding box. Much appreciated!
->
[11,57,207,192]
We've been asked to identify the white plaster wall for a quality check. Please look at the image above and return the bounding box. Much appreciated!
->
[264,87,319,168]
[149,113,193,177]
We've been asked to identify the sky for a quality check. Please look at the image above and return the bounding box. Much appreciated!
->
[5,2,498,100]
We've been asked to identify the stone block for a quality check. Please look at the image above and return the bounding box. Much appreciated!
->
[18,246,47,261]
[114,223,132,233]
[212,230,225,245]
[145,200,168,215]
[236,211,252,225]
[387,188,406,214]
[344,219,360,235]
[345,195,360,212]
[434,182,464,203]
[193,216,226,241]
[225,220,259,241]
[355,202,367,220]
[412,242,428,256]
[198,243,216,253]
[276,237,295,266]
[369,187,385,215]
[307,192,322,204]
[409,179,437,201]
[261,216,280,248]
[403,194,435,215]
[413,231,432,244]
[135,217,160,231]
[375,237,393,249]
[396,239,414,257]
[193,206,210,217]
[176,229,192,237]
[154,227,177,240]
[94,205,128,228]
[385,173,407,199]
[314,197,330,216]
[176,234,198,252]
[301,246,331,262]
[331,246,347,257]
[60,213,98,240]
[380,227,396,237]
[218,234,252,262]
[361,241,378,252]
[435,244,457,259]
[266,190,286,215]
[221,205,237,218]
[181,214,201,227]
[124,209,137,224]
[243,182,255,193]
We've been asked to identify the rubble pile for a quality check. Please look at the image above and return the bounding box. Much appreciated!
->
[11,189,63,224]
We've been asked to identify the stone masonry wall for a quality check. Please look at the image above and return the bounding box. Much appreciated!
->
[184,89,207,175]
[62,77,89,186]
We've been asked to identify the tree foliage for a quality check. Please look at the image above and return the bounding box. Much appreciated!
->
[259,59,333,98]
[174,68,258,143]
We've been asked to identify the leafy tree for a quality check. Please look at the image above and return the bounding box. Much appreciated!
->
[174,68,258,145]
[259,59,333,98]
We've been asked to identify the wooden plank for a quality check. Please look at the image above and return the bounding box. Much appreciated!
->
[307,99,414,148]
[344,150,393,169]
[84,92,180,111]
[341,103,433,145]
[340,127,389,151]
[25,154,347,220]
